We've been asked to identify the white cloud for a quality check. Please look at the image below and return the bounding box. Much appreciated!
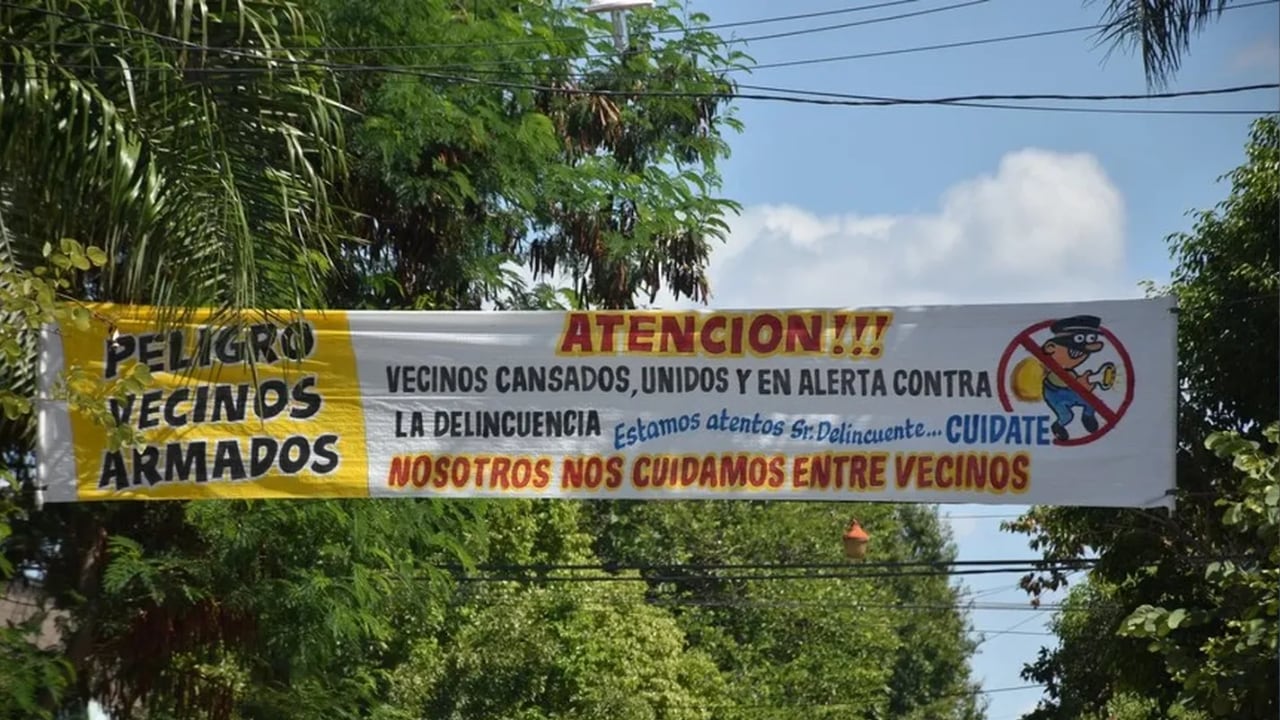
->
[1231,37,1280,74]
[509,148,1133,314]
[662,148,1131,310]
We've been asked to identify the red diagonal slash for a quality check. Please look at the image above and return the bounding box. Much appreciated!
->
[1017,337,1120,425]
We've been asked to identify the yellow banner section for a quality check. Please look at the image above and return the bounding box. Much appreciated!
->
[62,305,370,500]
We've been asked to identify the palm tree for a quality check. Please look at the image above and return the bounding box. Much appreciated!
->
[1088,0,1232,87]
[0,0,348,313]
[0,2,349,715]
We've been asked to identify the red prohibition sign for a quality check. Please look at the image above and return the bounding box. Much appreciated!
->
[996,319,1136,447]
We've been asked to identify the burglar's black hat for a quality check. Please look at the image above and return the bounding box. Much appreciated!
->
[1048,315,1104,350]
[1050,315,1101,336]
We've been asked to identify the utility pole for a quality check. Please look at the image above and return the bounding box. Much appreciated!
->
[583,0,653,53]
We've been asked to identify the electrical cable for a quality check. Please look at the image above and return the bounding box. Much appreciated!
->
[743,0,1279,72]
[707,684,1044,709]
[973,609,1049,646]
[301,0,1280,73]
[453,566,1086,584]
[0,0,985,53]
[735,80,1280,105]
[434,552,1240,576]
[449,557,1097,572]
[458,596,1081,612]
[3,1,1275,117]
[5,57,1272,116]
[3,0,1274,81]
[710,0,988,45]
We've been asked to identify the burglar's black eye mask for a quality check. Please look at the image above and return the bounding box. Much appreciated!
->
[1052,332,1099,349]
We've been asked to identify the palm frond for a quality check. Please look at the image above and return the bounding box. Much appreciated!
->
[1087,0,1231,88]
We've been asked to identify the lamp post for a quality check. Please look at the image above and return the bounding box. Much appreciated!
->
[584,0,653,52]
[842,519,870,561]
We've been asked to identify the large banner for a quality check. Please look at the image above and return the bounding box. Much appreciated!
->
[38,298,1176,507]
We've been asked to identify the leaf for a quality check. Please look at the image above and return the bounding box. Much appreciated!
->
[1167,608,1188,630]
[71,306,91,331]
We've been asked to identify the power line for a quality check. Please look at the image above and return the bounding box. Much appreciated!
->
[738,80,1279,103]
[748,23,1105,71]
[974,608,1048,646]
[717,0,987,44]
[320,0,956,51]
[304,0,1280,73]
[6,0,1274,82]
[462,596,1080,612]
[4,0,1276,118]
[744,0,1278,72]
[0,0,981,54]
[679,0,929,34]
[451,557,1096,572]
[703,684,1044,711]
[6,54,1273,116]
[453,566,1082,584]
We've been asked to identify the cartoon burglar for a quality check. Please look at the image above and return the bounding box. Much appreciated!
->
[1040,315,1114,441]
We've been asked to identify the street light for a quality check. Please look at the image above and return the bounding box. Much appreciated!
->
[584,0,653,52]
[842,519,870,560]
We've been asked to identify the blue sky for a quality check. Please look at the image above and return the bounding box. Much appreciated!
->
[665,1,1279,718]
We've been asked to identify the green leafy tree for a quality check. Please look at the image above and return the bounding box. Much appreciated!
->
[1010,116,1279,719]
[315,0,747,310]
[382,501,727,720]
[583,501,984,720]
[0,2,446,717]
[0,5,991,720]
[1119,424,1279,718]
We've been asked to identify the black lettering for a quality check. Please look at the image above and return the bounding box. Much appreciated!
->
[214,327,243,364]
[249,324,279,364]
[108,395,135,426]
[164,441,207,483]
[279,321,315,361]
[289,376,322,419]
[278,436,310,474]
[254,379,290,420]
[211,384,249,422]
[99,451,127,489]
[133,445,162,486]
[311,434,340,474]
[211,439,245,480]
[103,334,136,380]
[163,388,189,427]
[137,390,164,430]
[250,437,279,477]
[138,333,165,374]
[168,330,191,373]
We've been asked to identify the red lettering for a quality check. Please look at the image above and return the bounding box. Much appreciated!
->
[559,313,593,353]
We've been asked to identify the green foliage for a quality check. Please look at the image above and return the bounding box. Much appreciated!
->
[1119,424,1279,718]
[0,0,348,314]
[1077,691,1208,720]
[0,615,74,720]
[0,4,983,720]
[582,501,984,720]
[1009,115,1280,719]
[395,580,727,720]
[317,0,748,310]
[0,498,75,720]
[1160,115,1279,438]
